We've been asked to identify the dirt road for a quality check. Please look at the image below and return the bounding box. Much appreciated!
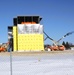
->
[0,50,74,56]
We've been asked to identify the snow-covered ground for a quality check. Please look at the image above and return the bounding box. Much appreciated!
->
[0,53,74,75]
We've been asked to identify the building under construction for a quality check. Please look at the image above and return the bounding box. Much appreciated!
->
[8,16,44,52]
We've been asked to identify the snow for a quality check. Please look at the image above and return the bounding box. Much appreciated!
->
[0,54,74,75]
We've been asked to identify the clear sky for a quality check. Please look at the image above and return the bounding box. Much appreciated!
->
[0,0,74,45]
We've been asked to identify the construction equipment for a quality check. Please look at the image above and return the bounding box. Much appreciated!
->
[0,44,6,52]
[44,31,74,51]
[0,46,6,52]
[0,42,9,52]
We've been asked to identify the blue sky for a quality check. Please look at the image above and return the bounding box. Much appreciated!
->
[0,0,74,45]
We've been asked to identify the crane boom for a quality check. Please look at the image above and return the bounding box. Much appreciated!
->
[43,31,57,45]
[44,31,74,46]
[57,31,74,42]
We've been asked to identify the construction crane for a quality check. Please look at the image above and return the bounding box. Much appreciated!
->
[44,31,57,46]
[57,31,74,43]
[44,31,74,51]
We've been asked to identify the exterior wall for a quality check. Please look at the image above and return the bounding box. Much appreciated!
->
[13,26,44,52]
[13,26,17,51]
[12,16,44,52]
[17,34,44,51]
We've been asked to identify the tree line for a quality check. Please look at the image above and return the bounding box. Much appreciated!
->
[62,41,74,50]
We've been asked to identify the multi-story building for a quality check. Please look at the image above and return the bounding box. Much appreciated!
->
[8,16,44,52]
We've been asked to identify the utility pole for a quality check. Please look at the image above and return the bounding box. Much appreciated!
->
[10,47,12,75]
[9,38,13,75]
